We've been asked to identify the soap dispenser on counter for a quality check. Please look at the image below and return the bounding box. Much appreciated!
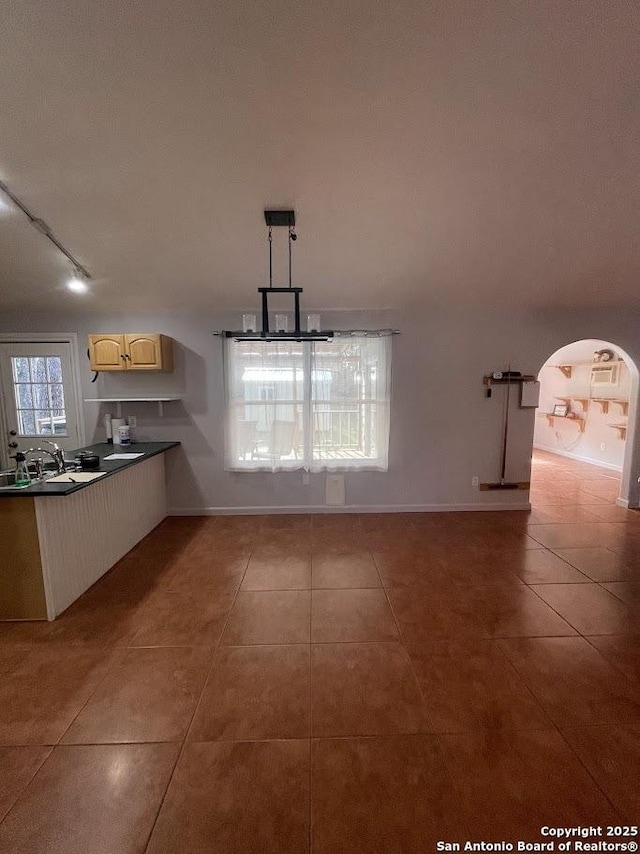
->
[13,452,32,486]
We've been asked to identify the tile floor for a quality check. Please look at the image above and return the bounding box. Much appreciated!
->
[0,449,639,851]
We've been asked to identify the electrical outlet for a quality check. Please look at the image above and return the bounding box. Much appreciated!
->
[127,415,138,429]
[600,442,606,451]
[472,476,479,487]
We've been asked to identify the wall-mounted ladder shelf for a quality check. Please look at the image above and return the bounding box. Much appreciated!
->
[84,397,182,417]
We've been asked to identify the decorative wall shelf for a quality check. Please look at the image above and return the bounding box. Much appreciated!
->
[609,423,628,440]
[555,396,589,410]
[553,365,574,379]
[550,359,625,380]
[84,397,182,417]
[541,413,586,432]
[590,398,629,416]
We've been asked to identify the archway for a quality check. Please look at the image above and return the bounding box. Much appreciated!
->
[532,339,639,509]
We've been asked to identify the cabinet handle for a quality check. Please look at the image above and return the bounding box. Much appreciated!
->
[120,354,126,360]
[124,354,131,360]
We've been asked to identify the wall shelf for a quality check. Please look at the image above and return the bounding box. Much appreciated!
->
[550,359,625,380]
[482,374,536,386]
[553,365,574,379]
[84,398,181,417]
[609,423,628,440]
[590,398,629,416]
[555,396,589,410]
[541,413,586,433]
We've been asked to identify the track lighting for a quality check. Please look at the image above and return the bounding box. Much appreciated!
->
[0,180,92,287]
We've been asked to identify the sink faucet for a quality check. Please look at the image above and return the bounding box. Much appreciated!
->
[24,441,67,475]
[39,440,67,473]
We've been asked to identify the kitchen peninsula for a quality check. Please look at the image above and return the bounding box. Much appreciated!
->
[0,441,179,621]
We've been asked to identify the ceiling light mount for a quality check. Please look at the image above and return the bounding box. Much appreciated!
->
[264,209,295,228]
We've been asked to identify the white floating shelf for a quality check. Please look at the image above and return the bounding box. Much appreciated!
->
[84,397,181,417]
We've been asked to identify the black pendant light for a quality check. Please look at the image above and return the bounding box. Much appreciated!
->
[224,210,334,342]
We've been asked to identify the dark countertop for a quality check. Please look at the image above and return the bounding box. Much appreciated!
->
[0,442,180,498]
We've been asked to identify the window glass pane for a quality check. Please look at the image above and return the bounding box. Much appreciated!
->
[16,384,33,409]
[47,357,62,382]
[35,410,53,435]
[30,357,47,383]
[12,357,30,383]
[18,411,36,435]
[9,353,69,438]
[33,383,49,409]
[49,384,65,410]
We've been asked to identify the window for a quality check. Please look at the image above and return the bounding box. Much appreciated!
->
[224,336,392,472]
[11,356,67,436]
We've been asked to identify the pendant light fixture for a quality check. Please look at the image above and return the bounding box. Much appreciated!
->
[224,210,334,342]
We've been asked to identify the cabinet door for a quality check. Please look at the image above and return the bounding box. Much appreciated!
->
[124,334,163,370]
[88,334,126,371]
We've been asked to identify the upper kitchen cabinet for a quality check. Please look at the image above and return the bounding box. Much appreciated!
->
[88,334,125,370]
[88,334,174,372]
[125,334,174,371]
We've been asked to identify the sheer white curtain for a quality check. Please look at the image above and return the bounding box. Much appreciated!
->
[224,340,306,472]
[224,335,391,473]
[309,336,391,472]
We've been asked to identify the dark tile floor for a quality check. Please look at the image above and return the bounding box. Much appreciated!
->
[0,450,639,851]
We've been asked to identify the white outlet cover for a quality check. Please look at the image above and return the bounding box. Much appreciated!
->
[326,474,345,506]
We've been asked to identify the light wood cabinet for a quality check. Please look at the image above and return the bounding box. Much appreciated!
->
[88,334,126,371]
[88,334,173,372]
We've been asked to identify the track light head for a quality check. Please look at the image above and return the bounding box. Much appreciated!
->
[67,269,89,293]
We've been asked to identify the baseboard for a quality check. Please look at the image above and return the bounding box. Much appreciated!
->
[616,497,629,508]
[168,501,532,516]
[533,443,623,473]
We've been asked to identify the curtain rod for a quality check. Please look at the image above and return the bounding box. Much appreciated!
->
[213,329,400,337]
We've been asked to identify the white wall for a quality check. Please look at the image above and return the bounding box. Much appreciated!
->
[534,339,632,470]
[1,306,639,511]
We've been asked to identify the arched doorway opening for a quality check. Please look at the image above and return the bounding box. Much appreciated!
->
[531,338,639,511]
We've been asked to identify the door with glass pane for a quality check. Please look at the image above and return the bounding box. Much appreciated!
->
[0,343,81,468]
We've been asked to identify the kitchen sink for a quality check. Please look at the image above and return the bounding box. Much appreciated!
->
[0,462,79,490]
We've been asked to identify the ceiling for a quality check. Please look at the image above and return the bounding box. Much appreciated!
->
[1,0,639,313]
